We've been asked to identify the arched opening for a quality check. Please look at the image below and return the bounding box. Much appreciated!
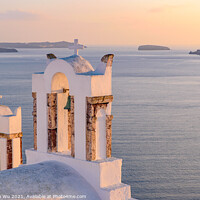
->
[51,72,69,93]
[96,109,106,160]
[49,72,70,153]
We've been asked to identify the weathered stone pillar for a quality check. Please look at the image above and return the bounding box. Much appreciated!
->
[86,102,96,161]
[20,137,23,164]
[47,93,57,152]
[86,95,113,161]
[32,92,37,150]
[0,132,23,170]
[106,115,113,158]
[68,96,75,157]
[7,139,12,169]
[68,110,71,151]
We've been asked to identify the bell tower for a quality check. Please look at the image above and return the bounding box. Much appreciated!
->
[0,106,22,170]
[26,40,132,200]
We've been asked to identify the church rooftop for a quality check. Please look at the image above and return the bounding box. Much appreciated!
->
[0,161,101,199]
[62,54,95,73]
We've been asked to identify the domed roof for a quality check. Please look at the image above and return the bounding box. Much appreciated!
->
[62,55,94,73]
[0,161,100,200]
[0,105,13,116]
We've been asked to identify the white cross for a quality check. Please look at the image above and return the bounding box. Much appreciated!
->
[68,39,85,55]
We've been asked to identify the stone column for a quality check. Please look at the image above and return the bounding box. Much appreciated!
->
[86,102,96,161]
[0,132,23,170]
[68,110,71,151]
[69,96,75,157]
[7,139,12,169]
[32,92,37,150]
[106,115,113,158]
[20,137,23,164]
[86,95,113,161]
[47,93,57,152]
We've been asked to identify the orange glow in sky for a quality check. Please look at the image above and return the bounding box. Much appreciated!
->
[0,0,200,47]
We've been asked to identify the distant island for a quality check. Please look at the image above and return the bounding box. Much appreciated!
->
[138,45,170,51]
[189,50,200,55]
[0,41,81,48]
[0,48,18,53]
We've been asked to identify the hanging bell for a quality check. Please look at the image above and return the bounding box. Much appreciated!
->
[64,95,71,110]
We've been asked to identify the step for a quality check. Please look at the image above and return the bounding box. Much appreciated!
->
[100,183,131,200]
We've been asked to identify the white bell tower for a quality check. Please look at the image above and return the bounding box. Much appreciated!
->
[26,40,133,200]
[0,105,22,171]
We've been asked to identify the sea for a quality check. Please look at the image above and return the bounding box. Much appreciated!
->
[0,47,200,200]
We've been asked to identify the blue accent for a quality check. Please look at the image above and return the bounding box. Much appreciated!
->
[34,72,44,74]
[76,71,104,76]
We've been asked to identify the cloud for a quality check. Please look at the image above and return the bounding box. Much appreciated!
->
[149,5,183,13]
[0,10,39,20]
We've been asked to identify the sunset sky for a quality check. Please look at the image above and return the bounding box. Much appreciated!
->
[1,0,200,47]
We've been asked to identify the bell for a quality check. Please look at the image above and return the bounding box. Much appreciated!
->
[64,95,71,110]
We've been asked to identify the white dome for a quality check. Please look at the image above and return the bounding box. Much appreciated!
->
[62,55,94,73]
[0,105,13,115]
[0,161,101,200]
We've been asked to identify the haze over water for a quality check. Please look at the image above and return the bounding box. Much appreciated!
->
[0,47,200,200]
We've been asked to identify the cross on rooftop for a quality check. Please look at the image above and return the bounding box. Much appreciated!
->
[68,39,85,55]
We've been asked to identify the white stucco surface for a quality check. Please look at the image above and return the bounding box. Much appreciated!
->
[99,159,122,188]
[0,117,9,134]
[9,107,21,134]
[0,107,21,134]
[91,66,112,96]
[12,138,20,168]
[57,93,68,152]
[102,183,131,200]
[36,92,48,152]
[96,109,106,160]
[32,73,45,93]
[0,161,101,200]
[0,105,13,115]
[25,149,131,200]
[0,138,7,171]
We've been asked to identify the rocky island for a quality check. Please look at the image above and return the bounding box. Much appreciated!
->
[0,41,85,48]
[138,45,170,51]
[0,48,18,53]
[189,50,200,55]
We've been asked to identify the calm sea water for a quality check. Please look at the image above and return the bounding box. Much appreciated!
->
[0,47,200,200]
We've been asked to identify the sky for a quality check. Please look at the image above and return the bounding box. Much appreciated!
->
[0,0,200,48]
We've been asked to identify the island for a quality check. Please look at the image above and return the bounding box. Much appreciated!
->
[189,50,200,55]
[0,41,85,49]
[138,45,170,51]
[0,48,18,53]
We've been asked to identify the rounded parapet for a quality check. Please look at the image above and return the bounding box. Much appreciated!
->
[0,105,13,116]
